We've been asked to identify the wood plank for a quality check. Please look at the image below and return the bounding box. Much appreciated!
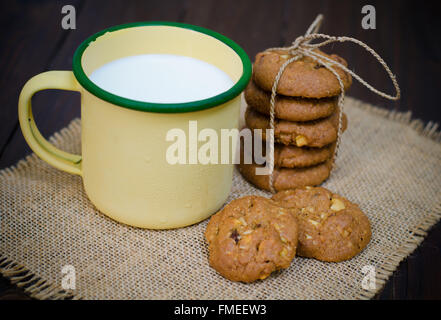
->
[407,222,441,299]
[0,0,83,156]
[182,0,285,59]
[0,276,31,300]
[0,0,186,169]
[398,1,441,122]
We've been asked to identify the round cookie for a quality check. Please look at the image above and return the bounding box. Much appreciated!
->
[245,80,337,121]
[237,157,333,192]
[245,106,348,148]
[205,196,299,282]
[272,187,371,262]
[243,133,335,168]
[253,49,352,98]
[271,142,335,168]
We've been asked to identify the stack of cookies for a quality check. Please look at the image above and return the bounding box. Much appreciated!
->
[238,49,352,192]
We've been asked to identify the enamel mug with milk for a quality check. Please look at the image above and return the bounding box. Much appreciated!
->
[18,22,252,229]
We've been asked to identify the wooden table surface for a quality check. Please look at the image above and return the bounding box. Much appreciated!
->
[1,0,440,300]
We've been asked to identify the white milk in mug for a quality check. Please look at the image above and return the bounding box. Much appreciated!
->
[89,54,234,103]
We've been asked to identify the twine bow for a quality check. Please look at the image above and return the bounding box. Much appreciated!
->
[265,14,401,193]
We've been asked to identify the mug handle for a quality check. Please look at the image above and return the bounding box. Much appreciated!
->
[18,71,82,176]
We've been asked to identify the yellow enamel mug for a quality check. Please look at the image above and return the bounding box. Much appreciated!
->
[18,22,252,229]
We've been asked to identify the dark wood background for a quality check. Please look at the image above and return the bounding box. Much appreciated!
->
[1,0,440,300]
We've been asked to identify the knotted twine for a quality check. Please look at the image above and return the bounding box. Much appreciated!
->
[265,14,401,193]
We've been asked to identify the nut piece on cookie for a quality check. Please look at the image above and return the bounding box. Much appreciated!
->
[205,196,299,283]
[330,198,345,211]
[272,187,371,262]
[295,135,308,147]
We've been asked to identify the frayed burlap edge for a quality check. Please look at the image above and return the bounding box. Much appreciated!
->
[348,98,441,299]
[0,254,83,300]
[0,120,85,300]
[361,200,441,299]
[0,96,440,300]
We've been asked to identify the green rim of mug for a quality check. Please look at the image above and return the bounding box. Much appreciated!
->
[72,21,252,113]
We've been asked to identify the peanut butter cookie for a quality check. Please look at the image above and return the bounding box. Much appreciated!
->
[272,187,371,262]
[273,143,335,168]
[253,49,352,98]
[237,151,333,192]
[266,141,334,168]
[245,80,337,121]
[242,133,334,168]
[245,106,347,148]
[205,196,299,282]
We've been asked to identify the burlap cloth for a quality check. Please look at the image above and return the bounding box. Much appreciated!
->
[1,96,440,300]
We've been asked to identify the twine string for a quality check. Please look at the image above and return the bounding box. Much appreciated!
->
[265,14,400,193]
